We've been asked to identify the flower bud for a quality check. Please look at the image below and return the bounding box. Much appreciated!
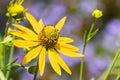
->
[92,9,103,18]
[6,0,27,22]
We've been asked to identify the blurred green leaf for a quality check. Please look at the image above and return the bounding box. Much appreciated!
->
[0,36,4,67]
[88,28,99,41]
[87,22,99,41]
[0,70,7,80]
[28,66,36,74]
[6,57,18,67]
[10,64,21,71]
[97,49,120,80]
[116,74,120,80]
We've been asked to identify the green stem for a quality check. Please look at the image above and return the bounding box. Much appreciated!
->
[80,18,96,80]
[6,20,16,79]
[33,60,39,80]
[3,19,10,74]
[4,19,10,37]
[9,43,14,64]
[6,44,15,79]
[104,49,120,80]
[80,38,87,80]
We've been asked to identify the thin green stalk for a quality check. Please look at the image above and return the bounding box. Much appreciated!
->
[7,26,16,63]
[33,61,39,80]
[6,21,17,79]
[6,44,15,79]
[9,42,15,64]
[0,70,7,80]
[104,49,120,80]
[80,33,87,80]
[3,19,10,74]
[80,18,97,80]
[4,19,10,37]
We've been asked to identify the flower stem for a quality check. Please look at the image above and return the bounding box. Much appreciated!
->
[80,33,87,80]
[3,19,10,74]
[80,18,97,80]
[6,43,15,79]
[5,20,16,79]
[104,49,120,80]
[4,19,10,37]
[33,60,39,80]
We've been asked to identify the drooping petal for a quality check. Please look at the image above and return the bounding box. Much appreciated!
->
[52,49,72,75]
[55,16,66,31]
[48,49,61,75]
[57,43,79,51]
[22,46,42,64]
[26,12,43,34]
[56,45,84,57]
[13,40,39,48]
[12,24,37,38]
[39,47,46,76]
[9,30,37,40]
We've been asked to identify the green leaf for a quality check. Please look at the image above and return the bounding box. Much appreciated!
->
[86,21,99,42]
[0,70,7,80]
[116,74,120,80]
[87,28,99,41]
[6,57,18,67]
[98,49,120,80]
[10,64,21,71]
[28,66,36,74]
[89,22,95,34]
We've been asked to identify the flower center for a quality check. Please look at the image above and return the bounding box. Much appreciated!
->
[38,26,59,48]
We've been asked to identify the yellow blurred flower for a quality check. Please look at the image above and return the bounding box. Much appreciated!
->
[9,12,84,76]
[92,9,103,18]
[6,0,27,21]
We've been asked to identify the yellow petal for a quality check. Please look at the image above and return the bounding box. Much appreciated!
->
[52,49,72,75]
[57,43,79,51]
[20,0,24,4]
[13,40,39,48]
[58,37,74,43]
[9,30,37,40]
[39,47,46,76]
[56,45,84,57]
[22,46,42,64]
[12,24,37,38]
[26,12,43,34]
[55,16,66,31]
[48,49,61,75]
[38,19,44,30]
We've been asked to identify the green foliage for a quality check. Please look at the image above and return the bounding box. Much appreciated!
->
[28,66,37,74]
[6,57,18,67]
[97,49,120,80]
[85,22,99,42]
[0,70,7,80]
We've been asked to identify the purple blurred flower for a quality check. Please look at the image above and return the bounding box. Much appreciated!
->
[102,19,120,51]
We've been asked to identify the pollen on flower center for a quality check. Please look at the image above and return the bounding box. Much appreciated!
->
[38,26,59,48]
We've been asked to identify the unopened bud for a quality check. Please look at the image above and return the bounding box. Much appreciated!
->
[92,9,103,18]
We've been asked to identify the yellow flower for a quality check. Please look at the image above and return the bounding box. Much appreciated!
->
[6,0,27,21]
[92,9,103,18]
[9,12,84,76]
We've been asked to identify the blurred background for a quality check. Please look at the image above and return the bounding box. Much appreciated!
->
[0,0,120,80]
